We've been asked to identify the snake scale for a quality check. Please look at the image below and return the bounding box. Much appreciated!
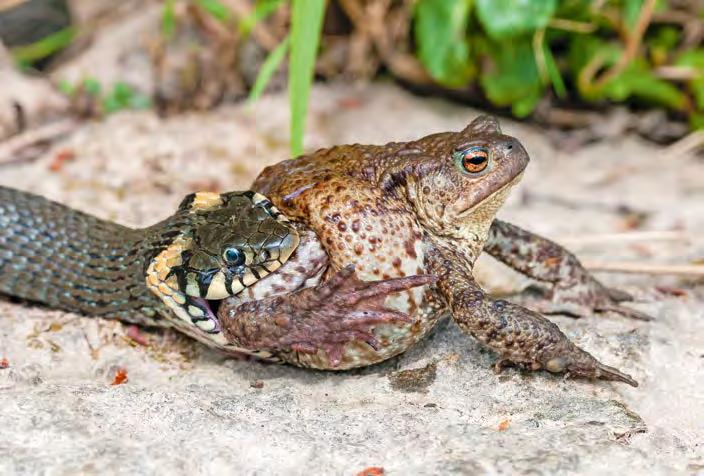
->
[0,185,299,350]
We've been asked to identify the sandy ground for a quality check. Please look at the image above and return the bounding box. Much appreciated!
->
[0,83,702,475]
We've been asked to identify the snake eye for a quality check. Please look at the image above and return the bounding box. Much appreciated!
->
[454,146,490,174]
[222,247,246,267]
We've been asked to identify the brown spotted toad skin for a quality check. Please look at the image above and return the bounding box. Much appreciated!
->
[219,116,645,386]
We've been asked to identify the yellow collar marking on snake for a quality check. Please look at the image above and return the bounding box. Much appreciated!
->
[145,190,300,342]
[190,192,224,211]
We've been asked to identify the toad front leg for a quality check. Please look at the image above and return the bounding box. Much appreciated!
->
[430,256,638,386]
[484,219,652,320]
[219,266,435,368]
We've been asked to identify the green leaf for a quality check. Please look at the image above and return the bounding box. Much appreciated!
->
[289,0,326,156]
[196,0,231,22]
[249,36,290,102]
[623,0,644,30]
[239,0,285,36]
[676,49,704,110]
[103,84,128,114]
[414,0,473,87]
[98,82,151,113]
[479,40,543,117]
[113,82,135,104]
[102,96,121,114]
[553,0,593,22]
[625,0,668,30]
[57,79,76,96]
[476,0,557,39]
[162,0,177,39]
[82,78,102,96]
[689,112,704,130]
[129,93,152,110]
[648,26,680,50]
[512,91,541,117]
[600,60,687,110]
[675,49,704,67]
[567,36,610,78]
[568,36,625,100]
[9,27,75,64]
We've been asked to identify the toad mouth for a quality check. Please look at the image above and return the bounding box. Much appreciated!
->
[456,172,524,217]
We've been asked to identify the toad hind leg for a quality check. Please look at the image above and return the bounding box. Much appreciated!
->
[432,259,638,386]
[483,219,652,321]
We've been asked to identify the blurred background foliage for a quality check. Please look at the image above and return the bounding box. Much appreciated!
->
[412,0,702,123]
[3,0,704,153]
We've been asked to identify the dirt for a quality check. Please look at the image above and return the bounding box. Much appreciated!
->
[0,82,702,475]
[388,362,438,393]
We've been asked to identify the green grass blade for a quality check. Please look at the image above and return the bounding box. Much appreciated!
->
[289,0,326,156]
[162,0,177,39]
[10,27,76,65]
[239,0,285,36]
[196,0,231,22]
[543,43,567,99]
[249,36,290,102]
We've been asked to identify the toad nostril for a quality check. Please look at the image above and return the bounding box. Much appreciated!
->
[505,143,513,151]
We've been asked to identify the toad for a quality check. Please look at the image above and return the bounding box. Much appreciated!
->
[218,116,647,386]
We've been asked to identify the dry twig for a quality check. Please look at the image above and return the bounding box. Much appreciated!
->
[653,66,701,81]
[557,231,690,246]
[663,130,704,158]
[595,0,657,87]
[583,261,704,276]
[338,0,432,85]
[547,18,597,33]
[0,118,78,166]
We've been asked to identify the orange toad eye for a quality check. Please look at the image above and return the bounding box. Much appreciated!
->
[453,146,490,174]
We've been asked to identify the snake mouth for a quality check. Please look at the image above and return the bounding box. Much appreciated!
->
[144,191,302,337]
[185,296,224,333]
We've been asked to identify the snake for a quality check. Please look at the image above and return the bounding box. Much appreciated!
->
[0,185,299,350]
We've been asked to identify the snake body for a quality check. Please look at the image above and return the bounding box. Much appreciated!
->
[0,186,299,349]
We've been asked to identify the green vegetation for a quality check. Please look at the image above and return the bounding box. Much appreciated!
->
[413,0,696,122]
[237,0,704,151]
[8,0,704,153]
[58,78,152,115]
[9,27,75,68]
[249,36,290,102]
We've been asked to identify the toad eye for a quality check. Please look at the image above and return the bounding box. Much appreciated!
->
[453,146,490,174]
[222,247,246,267]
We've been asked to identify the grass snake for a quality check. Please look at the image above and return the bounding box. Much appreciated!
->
[0,185,299,350]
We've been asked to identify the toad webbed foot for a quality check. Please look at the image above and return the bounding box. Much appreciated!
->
[220,265,436,366]
[432,258,638,387]
[484,219,654,321]
[486,299,638,386]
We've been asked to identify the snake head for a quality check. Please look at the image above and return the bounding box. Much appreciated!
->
[146,191,299,334]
